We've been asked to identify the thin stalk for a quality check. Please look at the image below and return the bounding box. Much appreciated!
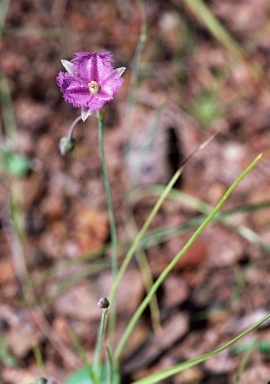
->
[128,215,162,334]
[67,115,82,141]
[97,111,118,346]
[0,74,17,146]
[114,154,262,362]
[33,344,46,378]
[135,247,162,334]
[105,347,113,384]
[93,308,109,382]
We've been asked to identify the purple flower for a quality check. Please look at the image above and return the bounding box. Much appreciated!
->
[57,51,125,121]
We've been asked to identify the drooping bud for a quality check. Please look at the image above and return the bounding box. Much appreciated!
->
[59,136,76,156]
[97,297,110,309]
[37,379,56,384]
[37,379,47,384]
[36,377,56,384]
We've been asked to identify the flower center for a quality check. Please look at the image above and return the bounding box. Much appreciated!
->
[88,80,101,95]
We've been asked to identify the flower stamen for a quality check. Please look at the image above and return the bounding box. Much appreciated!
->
[88,80,101,94]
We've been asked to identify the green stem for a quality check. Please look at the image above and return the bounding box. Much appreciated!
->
[105,346,113,384]
[114,153,262,363]
[67,115,82,141]
[97,111,118,346]
[94,308,109,382]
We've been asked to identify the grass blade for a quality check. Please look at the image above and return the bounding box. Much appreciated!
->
[132,313,270,384]
[114,154,262,362]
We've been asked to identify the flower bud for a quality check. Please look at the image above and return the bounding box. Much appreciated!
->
[59,136,76,156]
[36,379,56,384]
[36,379,47,384]
[97,297,110,309]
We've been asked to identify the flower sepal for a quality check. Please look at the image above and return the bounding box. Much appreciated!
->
[81,108,93,122]
[60,59,74,74]
[115,67,126,77]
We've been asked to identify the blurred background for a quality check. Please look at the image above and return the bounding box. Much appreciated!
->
[0,0,270,383]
